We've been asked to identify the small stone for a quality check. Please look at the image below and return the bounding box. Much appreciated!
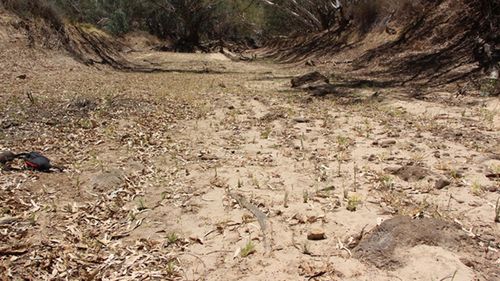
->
[199,153,218,160]
[368,154,377,162]
[486,173,500,179]
[384,166,401,174]
[189,235,204,245]
[307,228,326,240]
[17,74,27,79]
[307,216,319,223]
[293,117,311,123]
[227,105,235,110]
[435,179,451,190]
[379,139,396,148]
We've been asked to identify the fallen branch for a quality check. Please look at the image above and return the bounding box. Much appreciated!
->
[227,191,271,253]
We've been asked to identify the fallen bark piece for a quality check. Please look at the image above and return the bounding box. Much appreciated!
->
[291,71,329,88]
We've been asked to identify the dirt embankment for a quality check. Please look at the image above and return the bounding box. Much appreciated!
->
[257,0,498,87]
[0,3,150,71]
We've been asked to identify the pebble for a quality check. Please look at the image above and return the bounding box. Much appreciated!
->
[307,228,326,240]
[293,117,311,123]
[379,139,397,148]
[435,179,451,190]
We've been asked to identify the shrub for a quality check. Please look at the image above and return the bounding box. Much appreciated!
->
[106,9,130,36]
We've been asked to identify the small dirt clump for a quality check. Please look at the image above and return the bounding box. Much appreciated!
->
[353,216,474,269]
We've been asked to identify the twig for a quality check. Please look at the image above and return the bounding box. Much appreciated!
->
[337,238,352,257]
[308,271,326,280]
[438,269,458,281]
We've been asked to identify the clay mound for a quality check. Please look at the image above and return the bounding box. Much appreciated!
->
[353,216,473,269]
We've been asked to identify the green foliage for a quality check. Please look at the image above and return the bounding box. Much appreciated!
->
[41,0,261,48]
[260,1,303,37]
[166,232,179,244]
[106,8,129,35]
[4,0,445,51]
[479,78,499,96]
[346,195,361,212]
[240,241,256,257]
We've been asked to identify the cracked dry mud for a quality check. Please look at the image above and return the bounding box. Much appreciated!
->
[1,49,500,280]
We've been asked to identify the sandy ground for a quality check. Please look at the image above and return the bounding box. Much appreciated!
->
[1,32,500,280]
